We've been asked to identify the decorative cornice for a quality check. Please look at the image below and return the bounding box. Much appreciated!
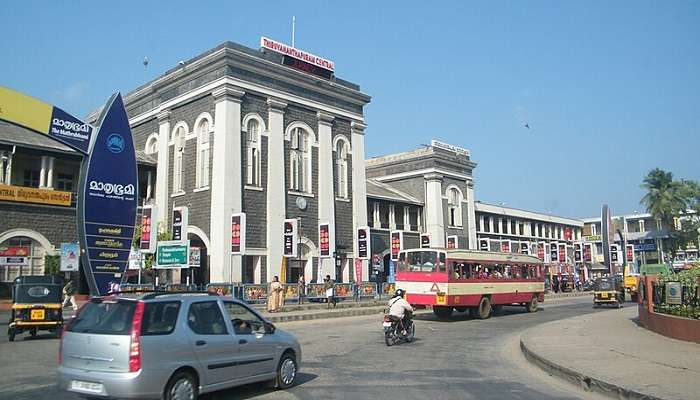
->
[156,110,171,123]
[267,97,288,112]
[212,84,244,103]
[317,111,335,126]
[350,121,367,135]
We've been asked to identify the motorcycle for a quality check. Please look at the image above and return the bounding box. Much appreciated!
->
[382,311,415,346]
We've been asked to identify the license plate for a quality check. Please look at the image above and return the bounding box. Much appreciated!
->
[70,380,104,394]
[30,309,45,320]
[382,322,392,327]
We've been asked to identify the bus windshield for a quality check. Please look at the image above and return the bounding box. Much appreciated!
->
[403,251,445,272]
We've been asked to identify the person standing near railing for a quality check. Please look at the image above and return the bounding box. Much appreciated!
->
[297,275,306,304]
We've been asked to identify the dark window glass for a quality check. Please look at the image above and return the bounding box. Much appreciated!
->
[68,299,136,335]
[142,301,180,335]
[188,301,227,335]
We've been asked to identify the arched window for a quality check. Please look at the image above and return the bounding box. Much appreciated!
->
[145,134,158,155]
[246,119,261,186]
[447,187,463,227]
[172,125,185,193]
[195,119,210,188]
[289,127,311,192]
[334,139,349,198]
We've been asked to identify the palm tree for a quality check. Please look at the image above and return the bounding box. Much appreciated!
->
[641,168,686,227]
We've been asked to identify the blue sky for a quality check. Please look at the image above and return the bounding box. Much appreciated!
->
[2,1,698,218]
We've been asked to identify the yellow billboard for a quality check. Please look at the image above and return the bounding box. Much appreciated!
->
[0,184,72,206]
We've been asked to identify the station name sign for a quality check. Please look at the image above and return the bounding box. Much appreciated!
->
[261,37,334,79]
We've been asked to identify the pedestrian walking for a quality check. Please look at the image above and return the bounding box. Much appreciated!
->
[323,275,336,308]
[62,279,77,310]
[267,276,283,313]
[297,275,306,304]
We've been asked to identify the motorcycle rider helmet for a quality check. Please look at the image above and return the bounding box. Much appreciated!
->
[394,289,405,298]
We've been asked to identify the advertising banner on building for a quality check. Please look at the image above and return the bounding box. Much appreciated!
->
[0,86,94,155]
[231,213,246,254]
[60,243,80,272]
[128,248,141,270]
[447,235,458,249]
[189,247,201,268]
[172,206,188,243]
[139,205,157,253]
[283,219,298,258]
[626,244,635,264]
[537,243,545,260]
[584,243,592,262]
[574,243,582,262]
[501,241,510,253]
[390,231,403,260]
[479,239,489,251]
[559,244,567,263]
[78,94,138,296]
[420,233,431,249]
[550,243,559,262]
[319,222,332,258]
[354,258,363,283]
[357,226,370,259]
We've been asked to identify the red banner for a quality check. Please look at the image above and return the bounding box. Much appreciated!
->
[355,258,363,283]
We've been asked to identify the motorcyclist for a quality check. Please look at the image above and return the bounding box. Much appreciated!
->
[388,289,413,334]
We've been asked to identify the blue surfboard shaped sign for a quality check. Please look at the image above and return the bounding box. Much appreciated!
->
[78,94,138,296]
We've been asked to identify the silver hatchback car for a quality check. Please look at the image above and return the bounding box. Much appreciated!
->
[57,292,301,399]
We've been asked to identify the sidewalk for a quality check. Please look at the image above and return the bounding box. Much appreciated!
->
[520,306,700,400]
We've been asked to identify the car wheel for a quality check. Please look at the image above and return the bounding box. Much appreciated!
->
[526,297,539,313]
[164,371,198,400]
[477,297,491,319]
[275,353,298,389]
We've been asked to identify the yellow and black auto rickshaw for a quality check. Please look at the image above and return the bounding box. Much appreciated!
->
[593,275,625,308]
[7,275,64,341]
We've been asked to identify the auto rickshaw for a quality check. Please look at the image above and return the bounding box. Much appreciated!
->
[593,275,625,308]
[7,275,64,341]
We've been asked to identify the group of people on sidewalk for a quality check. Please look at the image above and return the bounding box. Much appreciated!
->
[266,274,337,313]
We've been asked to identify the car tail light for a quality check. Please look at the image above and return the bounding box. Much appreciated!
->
[129,301,145,372]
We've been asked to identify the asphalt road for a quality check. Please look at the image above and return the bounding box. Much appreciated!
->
[0,296,610,400]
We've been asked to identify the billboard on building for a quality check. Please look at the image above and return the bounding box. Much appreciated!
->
[357,226,370,260]
[390,231,403,260]
[283,219,298,258]
[231,213,246,255]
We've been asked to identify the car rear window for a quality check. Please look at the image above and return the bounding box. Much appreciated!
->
[68,299,136,335]
[142,301,180,336]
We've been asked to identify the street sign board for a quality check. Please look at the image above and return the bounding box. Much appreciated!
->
[155,241,189,268]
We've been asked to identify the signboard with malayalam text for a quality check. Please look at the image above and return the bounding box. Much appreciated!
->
[78,94,138,296]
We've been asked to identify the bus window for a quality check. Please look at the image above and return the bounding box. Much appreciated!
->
[405,251,440,272]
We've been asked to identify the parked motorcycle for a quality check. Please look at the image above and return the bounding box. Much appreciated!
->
[382,311,415,346]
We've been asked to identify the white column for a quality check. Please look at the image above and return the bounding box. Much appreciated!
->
[266,98,288,282]
[46,157,55,189]
[424,173,445,248]
[351,121,369,281]
[39,156,47,188]
[317,112,337,280]
[210,85,244,283]
[155,111,171,231]
[466,182,477,249]
[146,170,153,201]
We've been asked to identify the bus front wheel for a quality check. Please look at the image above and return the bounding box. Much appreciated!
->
[477,297,492,319]
[433,306,453,319]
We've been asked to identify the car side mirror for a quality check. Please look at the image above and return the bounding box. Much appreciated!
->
[263,320,276,334]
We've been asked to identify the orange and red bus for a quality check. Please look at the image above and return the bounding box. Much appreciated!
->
[396,248,545,319]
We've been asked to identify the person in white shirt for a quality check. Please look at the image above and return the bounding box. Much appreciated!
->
[388,289,413,332]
